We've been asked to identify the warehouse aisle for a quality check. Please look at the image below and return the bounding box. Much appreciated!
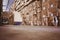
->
[0,25,60,40]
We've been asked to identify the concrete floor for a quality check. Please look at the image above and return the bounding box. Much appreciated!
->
[0,25,60,40]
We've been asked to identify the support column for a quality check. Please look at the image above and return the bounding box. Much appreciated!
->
[0,0,2,26]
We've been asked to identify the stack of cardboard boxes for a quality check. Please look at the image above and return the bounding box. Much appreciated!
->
[2,12,14,25]
[10,0,60,26]
[42,0,58,26]
[42,0,49,26]
[48,0,58,26]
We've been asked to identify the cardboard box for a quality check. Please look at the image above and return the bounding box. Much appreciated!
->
[2,12,14,25]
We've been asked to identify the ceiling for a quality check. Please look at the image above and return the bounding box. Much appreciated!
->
[3,0,14,12]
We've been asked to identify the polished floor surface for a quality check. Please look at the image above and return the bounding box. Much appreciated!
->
[0,25,60,40]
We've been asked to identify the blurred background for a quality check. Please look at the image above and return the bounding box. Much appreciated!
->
[0,0,60,40]
[0,0,60,26]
